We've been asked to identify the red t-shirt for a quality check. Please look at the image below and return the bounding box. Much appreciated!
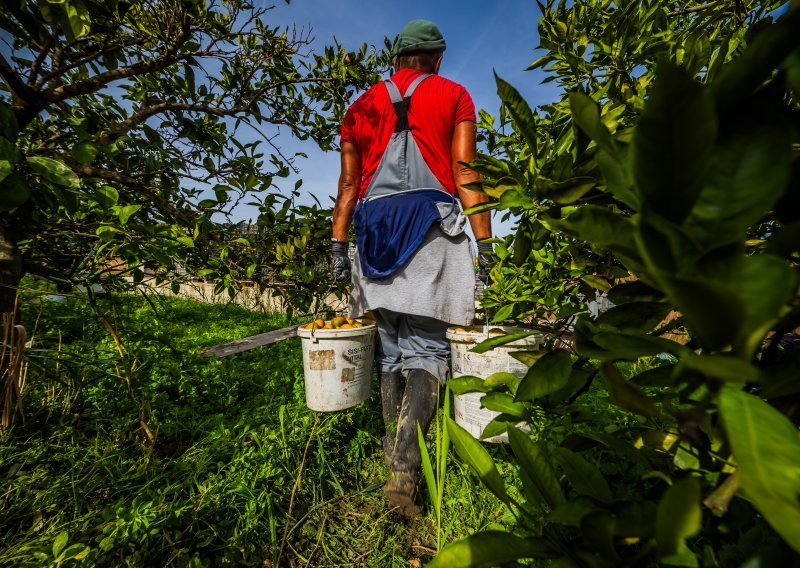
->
[340,68,476,198]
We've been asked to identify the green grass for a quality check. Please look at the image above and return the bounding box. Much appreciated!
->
[0,291,508,566]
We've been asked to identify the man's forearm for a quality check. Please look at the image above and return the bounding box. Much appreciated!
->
[332,178,358,241]
[455,166,491,241]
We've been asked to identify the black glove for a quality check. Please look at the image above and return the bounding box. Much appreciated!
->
[331,241,351,283]
[476,239,497,285]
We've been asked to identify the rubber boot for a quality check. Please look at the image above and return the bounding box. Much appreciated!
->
[380,371,404,465]
[384,368,439,516]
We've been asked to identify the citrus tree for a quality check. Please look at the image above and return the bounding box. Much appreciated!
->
[0,0,387,319]
[434,1,800,565]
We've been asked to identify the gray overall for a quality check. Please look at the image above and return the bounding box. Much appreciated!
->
[349,74,476,384]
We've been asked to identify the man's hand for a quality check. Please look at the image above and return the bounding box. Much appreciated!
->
[332,241,352,283]
[476,239,496,285]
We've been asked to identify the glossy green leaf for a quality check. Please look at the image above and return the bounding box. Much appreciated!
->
[428,531,552,567]
[448,376,490,395]
[546,177,596,205]
[491,303,514,323]
[26,156,80,189]
[470,331,538,354]
[482,372,521,395]
[593,332,685,361]
[447,416,509,504]
[549,205,637,258]
[507,426,566,509]
[0,161,11,183]
[595,302,672,334]
[95,185,118,207]
[679,353,759,383]
[495,73,538,157]
[554,447,613,503]
[72,141,98,165]
[569,92,615,155]
[480,413,519,440]
[634,61,717,223]
[734,254,797,355]
[516,349,573,402]
[599,362,658,417]
[480,392,528,418]
[684,123,791,249]
[581,275,611,292]
[719,386,800,553]
[118,204,141,225]
[656,477,701,566]
[597,146,639,209]
[65,0,91,39]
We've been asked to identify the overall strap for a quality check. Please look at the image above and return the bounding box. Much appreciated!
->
[384,73,431,133]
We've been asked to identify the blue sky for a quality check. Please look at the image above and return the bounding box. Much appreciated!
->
[235,0,558,235]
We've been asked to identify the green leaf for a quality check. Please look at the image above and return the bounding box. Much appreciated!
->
[0,161,11,183]
[480,392,528,418]
[684,123,791,249]
[72,141,98,165]
[656,477,701,566]
[95,185,118,207]
[546,177,596,205]
[553,447,613,503]
[569,92,615,155]
[507,426,566,509]
[491,303,514,323]
[495,73,538,156]
[597,147,639,210]
[593,332,685,361]
[65,0,91,39]
[734,254,797,355]
[418,423,439,517]
[448,376,491,395]
[658,275,743,351]
[547,497,601,527]
[480,413,519,440]
[719,386,800,553]
[679,353,759,383]
[712,8,800,116]
[52,531,69,558]
[470,331,538,354]
[549,205,637,258]
[516,349,573,402]
[633,61,717,223]
[0,173,31,211]
[428,531,552,567]
[599,362,658,417]
[117,204,141,225]
[447,416,509,505]
[26,156,81,189]
[595,302,671,334]
[482,372,521,395]
[581,275,611,293]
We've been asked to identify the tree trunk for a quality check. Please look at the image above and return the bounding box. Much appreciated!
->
[0,224,22,321]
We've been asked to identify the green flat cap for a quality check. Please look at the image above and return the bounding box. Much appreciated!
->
[393,19,446,55]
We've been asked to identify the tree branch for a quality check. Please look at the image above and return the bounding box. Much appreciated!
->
[66,161,196,228]
[42,16,191,107]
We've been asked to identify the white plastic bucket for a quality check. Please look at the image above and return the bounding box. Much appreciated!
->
[297,321,377,411]
[447,326,542,443]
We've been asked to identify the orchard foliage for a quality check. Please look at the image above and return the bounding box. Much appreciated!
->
[441,1,800,566]
[0,0,388,315]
